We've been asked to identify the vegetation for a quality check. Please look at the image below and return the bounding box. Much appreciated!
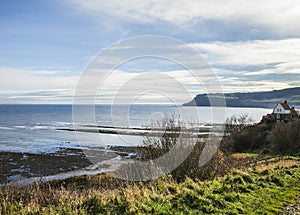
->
[1,155,299,214]
[1,115,300,214]
[225,113,254,132]
[224,116,300,156]
[224,123,271,153]
[135,116,231,182]
[268,120,300,155]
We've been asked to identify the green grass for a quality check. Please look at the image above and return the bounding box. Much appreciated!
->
[1,156,300,214]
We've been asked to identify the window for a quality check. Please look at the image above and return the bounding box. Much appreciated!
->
[277,114,280,119]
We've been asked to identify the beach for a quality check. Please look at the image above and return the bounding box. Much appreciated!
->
[0,146,143,185]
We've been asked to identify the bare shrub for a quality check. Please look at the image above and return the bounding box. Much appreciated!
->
[225,114,253,133]
[171,144,229,182]
[136,115,229,181]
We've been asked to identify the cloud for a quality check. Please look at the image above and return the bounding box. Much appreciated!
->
[2,37,300,104]
[188,38,300,92]
[7,90,74,103]
[67,0,300,36]
[0,68,78,92]
[75,69,203,104]
[0,68,78,103]
[0,67,203,104]
[190,39,300,77]
[242,62,300,76]
[190,38,300,67]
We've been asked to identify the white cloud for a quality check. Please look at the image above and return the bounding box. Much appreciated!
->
[188,39,300,92]
[0,68,78,92]
[68,0,300,36]
[0,68,78,103]
[77,69,202,104]
[190,38,300,67]
[217,76,294,93]
[2,37,300,103]
[242,62,300,76]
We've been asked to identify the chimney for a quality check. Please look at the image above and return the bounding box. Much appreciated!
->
[284,100,287,104]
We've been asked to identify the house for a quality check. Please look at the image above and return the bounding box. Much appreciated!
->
[260,100,300,124]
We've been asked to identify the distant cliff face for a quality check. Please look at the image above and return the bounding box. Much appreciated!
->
[183,87,300,108]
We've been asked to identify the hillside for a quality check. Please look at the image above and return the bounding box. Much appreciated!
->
[1,155,299,214]
[183,87,300,108]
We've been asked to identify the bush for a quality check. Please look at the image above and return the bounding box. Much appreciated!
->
[225,118,300,155]
[129,115,230,182]
[231,125,270,152]
[222,114,271,153]
[268,120,300,156]
[221,122,271,153]
[171,144,229,182]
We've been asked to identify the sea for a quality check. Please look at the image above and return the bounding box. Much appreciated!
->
[0,104,271,184]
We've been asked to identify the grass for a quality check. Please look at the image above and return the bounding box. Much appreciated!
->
[0,155,299,214]
[231,153,259,158]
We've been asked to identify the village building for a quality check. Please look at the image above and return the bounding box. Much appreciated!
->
[261,100,300,124]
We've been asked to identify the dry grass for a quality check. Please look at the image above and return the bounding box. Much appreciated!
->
[256,157,299,172]
[1,155,299,214]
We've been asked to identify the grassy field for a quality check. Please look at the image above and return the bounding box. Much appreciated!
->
[0,154,299,214]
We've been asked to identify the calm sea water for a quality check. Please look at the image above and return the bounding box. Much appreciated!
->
[0,105,271,154]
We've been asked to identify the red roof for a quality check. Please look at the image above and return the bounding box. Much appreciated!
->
[291,109,299,116]
[262,113,273,119]
[281,102,291,110]
[278,101,299,116]
[260,113,273,124]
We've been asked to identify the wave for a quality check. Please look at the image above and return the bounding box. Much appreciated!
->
[0,141,83,154]
[30,125,56,130]
[0,126,17,131]
[13,122,73,131]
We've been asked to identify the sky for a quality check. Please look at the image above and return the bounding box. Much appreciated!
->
[1,0,300,104]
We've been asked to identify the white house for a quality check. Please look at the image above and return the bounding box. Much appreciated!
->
[261,100,299,124]
[273,100,298,123]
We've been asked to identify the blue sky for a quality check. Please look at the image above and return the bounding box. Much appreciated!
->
[1,0,300,104]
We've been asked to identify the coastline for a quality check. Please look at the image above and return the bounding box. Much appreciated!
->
[0,146,142,185]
